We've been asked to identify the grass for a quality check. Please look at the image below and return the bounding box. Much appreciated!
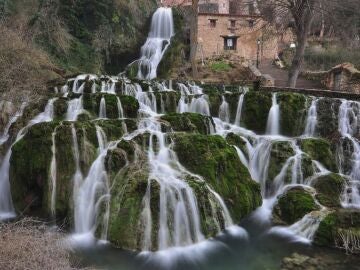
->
[0,218,97,270]
[210,61,232,72]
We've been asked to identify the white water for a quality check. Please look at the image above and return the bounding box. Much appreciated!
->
[137,7,174,80]
[234,90,248,126]
[0,98,56,220]
[338,100,360,208]
[116,97,124,119]
[303,98,319,137]
[266,93,280,135]
[50,128,57,217]
[99,97,107,119]
[66,96,84,121]
[219,96,230,123]
[0,102,27,145]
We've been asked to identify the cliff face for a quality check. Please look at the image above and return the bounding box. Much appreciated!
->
[0,0,158,75]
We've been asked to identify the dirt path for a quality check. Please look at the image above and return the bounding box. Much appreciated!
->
[259,61,323,89]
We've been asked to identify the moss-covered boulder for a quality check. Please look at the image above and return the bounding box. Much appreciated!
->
[314,209,360,250]
[242,91,272,134]
[300,138,337,171]
[317,98,341,139]
[272,186,320,225]
[10,122,57,216]
[225,133,249,158]
[53,98,68,121]
[268,141,295,182]
[313,174,347,208]
[160,113,215,135]
[277,93,307,137]
[172,133,262,222]
[154,91,181,113]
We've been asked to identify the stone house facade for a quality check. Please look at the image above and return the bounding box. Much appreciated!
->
[162,0,279,62]
[323,63,360,93]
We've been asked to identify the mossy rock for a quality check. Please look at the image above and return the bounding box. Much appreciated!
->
[313,173,347,208]
[273,186,319,225]
[10,122,57,216]
[53,98,68,121]
[277,92,307,137]
[225,133,248,158]
[317,98,341,139]
[268,141,295,182]
[242,91,272,134]
[160,112,215,135]
[173,133,262,222]
[119,95,140,119]
[314,209,360,248]
[154,91,181,113]
[299,138,337,171]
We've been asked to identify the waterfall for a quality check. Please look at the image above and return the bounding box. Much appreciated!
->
[116,97,124,119]
[72,126,111,244]
[0,99,56,220]
[121,82,233,250]
[137,7,174,80]
[0,102,27,145]
[99,97,107,119]
[50,128,57,217]
[234,91,247,126]
[303,98,319,137]
[66,96,84,121]
[219,96,230,123]
[266,93,280,135]
[176,84,210,116]
[338,100,360,208]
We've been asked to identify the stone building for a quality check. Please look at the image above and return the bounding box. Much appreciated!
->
[323,63,360,93]
[162,0,279,62]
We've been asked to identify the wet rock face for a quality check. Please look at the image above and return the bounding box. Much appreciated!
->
[315,210,360,252]
[313,174,348,208]
[273,187,319,225]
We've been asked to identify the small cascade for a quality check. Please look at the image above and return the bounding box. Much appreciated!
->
[66,96,84,121]
[177,84,211,116]
[0,99,56,220]
[99,97,107,119]
[271,210,328,243]
[137,7,174,80]
[266,93,280,135]
[218,96,230,123]
[338,100,360,208]
[234,91,247,126]
[303,98,319,137]
[116,97,124,119]
[72,126,111,244]
[50,128,57,217]
[0,102,27,145]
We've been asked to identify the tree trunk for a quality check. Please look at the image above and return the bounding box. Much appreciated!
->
[288,32,307,87]
[190,0,198,78]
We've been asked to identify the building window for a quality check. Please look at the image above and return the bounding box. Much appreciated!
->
[224,37,237,50]
[209,19,217,28]
[248,20,254,28]
[230,20,236,28]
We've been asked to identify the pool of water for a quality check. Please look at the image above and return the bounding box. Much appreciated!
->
[76,215,360,270]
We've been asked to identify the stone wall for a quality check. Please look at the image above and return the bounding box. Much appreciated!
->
[323,63,360,94]
[197,14,278,61]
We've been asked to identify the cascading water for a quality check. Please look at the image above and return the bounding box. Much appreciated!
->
[0,102,27,145]
[219,96,230,123]
[338,100,360,208]
[136,7,174,80]
[0,98,56,220]
[72,126,111,244]
[303,98,319,137]
[234,90,247,126]
[116,96,124,119]
[266,93,280,135]
[99,97,107,119]
[66,96,84,121]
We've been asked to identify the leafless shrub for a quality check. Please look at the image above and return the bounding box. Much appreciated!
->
[0,23,56,105]
[0,218,97,270]
[335,228,360,255]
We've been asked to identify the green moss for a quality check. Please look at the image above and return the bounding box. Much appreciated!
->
[119,95,139,118]
[210,61,232,72]
[273,187,319,225]
[277,93,307,136]
[173,133,261,222]
[242,91,272,134]
[10,122,57,215]
[313,173,347,208]
[154,91,181,113]
[161,112,214,135]
[317,98,341,139]
[53,98,68,121]
[268,141,295,182]
[300,138,337,171]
